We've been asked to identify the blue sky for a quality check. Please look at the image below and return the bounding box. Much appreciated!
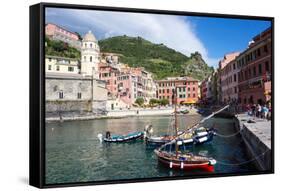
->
[188,17,271,58]
[46,8,271,68]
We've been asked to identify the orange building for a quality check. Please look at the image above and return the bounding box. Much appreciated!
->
[156,77,199,104]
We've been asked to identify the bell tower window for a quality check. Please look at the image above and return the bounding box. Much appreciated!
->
[90,56,92,62]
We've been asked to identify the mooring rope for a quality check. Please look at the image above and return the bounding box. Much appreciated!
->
[215,149,270,166]
[215,128,243,138]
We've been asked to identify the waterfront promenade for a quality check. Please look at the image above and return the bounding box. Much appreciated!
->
[46,107,199,122]
[236,113,272,170]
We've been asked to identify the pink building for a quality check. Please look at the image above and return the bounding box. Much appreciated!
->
[99,63,119,97]
[45,23,81,49]
[117,73,136,106]
[219,52,240,103]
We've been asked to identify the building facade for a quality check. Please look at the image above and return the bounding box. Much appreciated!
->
[45,55,80,74]
[200,76,213,104]
[237,28,272,105]
[220,52,240,103]
[45,23,81,49]
[219,52,240,103]
[99,55,157,108]
[45,73,107,113]
[45,30,107,114]
[157,77,199,104]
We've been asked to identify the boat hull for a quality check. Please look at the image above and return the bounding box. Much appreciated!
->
[146,132,214,147]
[104,132,143,143]
[158,157,214,172]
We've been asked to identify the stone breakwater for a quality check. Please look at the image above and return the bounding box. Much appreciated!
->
[235,114,272,171]
[46,108,199,122]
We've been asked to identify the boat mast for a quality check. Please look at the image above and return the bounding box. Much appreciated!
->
[174,86,179,156]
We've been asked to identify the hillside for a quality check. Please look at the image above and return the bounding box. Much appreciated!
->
[45,36,81,59]
[99,36,213,80]
[45,35,213,80]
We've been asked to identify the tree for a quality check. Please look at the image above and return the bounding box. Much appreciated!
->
[135,97,144,106]
[159,99,169,106]
[149,98,159,106]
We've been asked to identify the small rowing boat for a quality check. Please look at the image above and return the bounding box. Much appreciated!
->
[98,131,143,143]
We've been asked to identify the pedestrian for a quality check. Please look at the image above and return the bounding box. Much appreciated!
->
[257,104,262,118]
[262,105,269,119]
[251,104,256,118]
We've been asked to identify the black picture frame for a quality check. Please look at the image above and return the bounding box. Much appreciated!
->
[30,2,274,188]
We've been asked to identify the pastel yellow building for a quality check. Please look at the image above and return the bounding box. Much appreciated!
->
[45,55,80,74]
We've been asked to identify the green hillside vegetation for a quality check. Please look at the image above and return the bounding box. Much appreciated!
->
[45,35,213,80]
[99,35,213,80]
[45,36,81,59]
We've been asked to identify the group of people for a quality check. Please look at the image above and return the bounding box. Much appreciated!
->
[247,103,270,120]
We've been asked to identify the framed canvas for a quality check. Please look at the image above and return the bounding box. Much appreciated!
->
[29,2,274,188]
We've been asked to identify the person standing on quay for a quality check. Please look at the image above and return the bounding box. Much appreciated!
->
[257,104,262,118]
[262,105,269,120]
[251,104,256,118]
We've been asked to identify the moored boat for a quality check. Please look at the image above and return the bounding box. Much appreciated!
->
[98,131,143,143]
[155,149,216,171]
[154,88,217,172]
[144,125,215,146]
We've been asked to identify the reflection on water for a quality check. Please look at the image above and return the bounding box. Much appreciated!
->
[45,115,257,184]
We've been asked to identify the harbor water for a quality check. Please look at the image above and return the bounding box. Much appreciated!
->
[45,115,257,184]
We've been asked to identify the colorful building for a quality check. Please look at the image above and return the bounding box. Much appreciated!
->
[200,76,212,104]
[237,28,272,105]
[157,77,199,104]
[99,63,119,97]
[219,52,240,103]
[45,55,80,74]
[45,23,81,49]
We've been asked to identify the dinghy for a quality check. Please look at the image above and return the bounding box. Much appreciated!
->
[98,131,143,143]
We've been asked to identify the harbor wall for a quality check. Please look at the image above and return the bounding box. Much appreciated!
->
[106,108,173,117]
[234,115,272,171]
[46,108,199,122]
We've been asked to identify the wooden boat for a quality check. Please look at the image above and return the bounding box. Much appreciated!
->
[145,125,215,146]
[155,149,216,171]
[154,88,217,171]
[98,131,143,143]
[144,87,219,147]
[145,104,229,147]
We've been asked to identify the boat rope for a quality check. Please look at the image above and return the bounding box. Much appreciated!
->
[158,105,230,151]
[215,127,243,138]
[215,149,270,166]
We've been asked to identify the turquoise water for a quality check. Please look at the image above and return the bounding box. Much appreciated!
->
[45,115,257,184]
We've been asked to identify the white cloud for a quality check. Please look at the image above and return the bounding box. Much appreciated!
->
[46,8,219,67]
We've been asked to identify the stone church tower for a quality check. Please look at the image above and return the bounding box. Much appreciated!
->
[81,31,100,77]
